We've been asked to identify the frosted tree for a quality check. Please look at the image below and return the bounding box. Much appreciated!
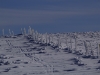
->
[34,31,36,41]
[32,30,36,41]
[28,26,32,35]
[51,34,54,45]
[24,28,26,36]
[37,33,40,42]
[70,37,72,50]
[84,41,88,56]
[45,33,48,45]
[9,29,11,36]
[34,31,37,41]
[40,33,42,41]
[12,31,14,36]
[89,42,94,56]
[36,31,39,42]
[2,29,4,36]
[97,43,100,58]
[48,34,51,45]
[57,35,61,49]
[40,34,44,44]
[51,35,53,44]
[34,31,39,42]
[74,36,77,51]
[65,35,68,48]
[31,29,34,39]
[21,28,23,35]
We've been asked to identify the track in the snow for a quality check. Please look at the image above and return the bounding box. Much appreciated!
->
[5,38,55,75]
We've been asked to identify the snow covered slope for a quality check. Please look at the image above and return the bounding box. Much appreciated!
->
[0,31,100,75]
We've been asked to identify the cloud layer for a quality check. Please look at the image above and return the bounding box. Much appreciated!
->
[0,8,100,26]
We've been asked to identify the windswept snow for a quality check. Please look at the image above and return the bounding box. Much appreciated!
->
[0,31,100,75]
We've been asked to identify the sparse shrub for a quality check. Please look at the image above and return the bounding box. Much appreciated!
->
[4,68,11,72]
[63,68,76,72]
[96,66,100,70]
[12,66,18,68]
[4,61,10,65]
[69,57,85,66]
[98,60,100,63]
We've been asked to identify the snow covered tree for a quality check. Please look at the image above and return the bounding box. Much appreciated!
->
[48,34,51,45]
[24,28,26,36]
[45,33,48,45]
[97,43,100,58]
[34,31,39,42]
[2,29,4,36]
[12,31,14,36]
[28,26,32,35]
[70,37,72,50]
[57,35,61,49]
[40,34,44,43]
[21,28,23,35]
[9,29,11,36]
[31,29,34,39]
[65,35,68,48]
[84,41,88,56]
[89,42,94,56]
[74,36,77,51]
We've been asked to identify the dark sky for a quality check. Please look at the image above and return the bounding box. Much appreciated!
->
[0,0,100,34]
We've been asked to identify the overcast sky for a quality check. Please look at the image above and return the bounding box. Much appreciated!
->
[0,0,100,34]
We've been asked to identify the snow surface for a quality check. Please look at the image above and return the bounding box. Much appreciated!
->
[0,31,100,75]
